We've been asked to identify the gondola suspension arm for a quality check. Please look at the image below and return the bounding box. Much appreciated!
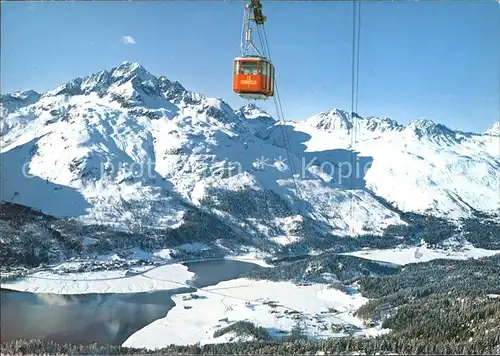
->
[241,4,262,57]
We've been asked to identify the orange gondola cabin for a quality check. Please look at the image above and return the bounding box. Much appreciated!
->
[233,56,274,100]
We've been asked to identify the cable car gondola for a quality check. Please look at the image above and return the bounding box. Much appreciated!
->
[233,0,274,100]
[233,55,274,100]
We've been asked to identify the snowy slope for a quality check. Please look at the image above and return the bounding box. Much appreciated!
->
[122,278,388,349]
[259,110,500,219]
[1,62,498,245]
[484,121,500,137]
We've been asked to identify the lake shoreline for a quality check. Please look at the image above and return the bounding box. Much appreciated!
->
[0,259,266,345]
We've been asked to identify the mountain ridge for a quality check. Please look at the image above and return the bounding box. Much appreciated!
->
[2,61,498,135]
[1,62,499,248]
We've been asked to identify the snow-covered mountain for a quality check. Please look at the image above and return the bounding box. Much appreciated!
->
[262,111,500,219]
[485,121,500,137]
[1,62,499,247]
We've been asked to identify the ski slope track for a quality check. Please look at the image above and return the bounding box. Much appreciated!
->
[1,62,499,245]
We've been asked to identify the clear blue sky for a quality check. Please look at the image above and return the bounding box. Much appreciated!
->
[2,0,499,133]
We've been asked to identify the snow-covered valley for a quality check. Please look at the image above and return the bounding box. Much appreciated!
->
[3,242,500,349]
[1,256,389,347]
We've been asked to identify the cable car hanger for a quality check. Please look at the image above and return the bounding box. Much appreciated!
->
[241,0,266,57]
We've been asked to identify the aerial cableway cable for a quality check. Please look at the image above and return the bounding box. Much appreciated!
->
[255,24,305,204]
[349,0,361,234]
[233,0,367,223]
[235,1,306,209]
